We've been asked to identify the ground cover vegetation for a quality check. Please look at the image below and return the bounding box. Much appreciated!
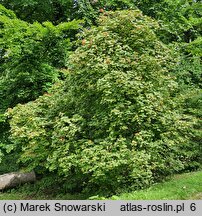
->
[0,170,201,200]
[0,0,201,198]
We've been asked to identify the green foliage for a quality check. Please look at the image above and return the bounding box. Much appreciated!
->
[0,0,136,25]
[0,4,79,111]
[0,4,16,19]
[134,0,202,44]
[186,36,202,57]
[173,54,202,88]
[0,0,76,24]
[0,4,81,112]
[75,0,135,24]
[0,4,82,169]
[183,89,202,168]
[7,10,197,195]
[0,152,19,174]
[1,0,202,43]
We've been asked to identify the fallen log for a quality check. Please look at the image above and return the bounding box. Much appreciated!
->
[0,171,36,190]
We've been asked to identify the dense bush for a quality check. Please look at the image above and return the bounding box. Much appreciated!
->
[179,87,202,170]
[0,5,81,113]
[7,10,198,195]
[0,4,82,172]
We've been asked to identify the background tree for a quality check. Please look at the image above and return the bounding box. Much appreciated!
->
[0,0,76,24]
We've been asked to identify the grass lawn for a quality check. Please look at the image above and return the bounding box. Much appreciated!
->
[109,171,202,200]
[0,170,201,200]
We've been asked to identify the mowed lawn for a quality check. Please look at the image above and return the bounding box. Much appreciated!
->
[109,171,202,200]
[0,171,201,200]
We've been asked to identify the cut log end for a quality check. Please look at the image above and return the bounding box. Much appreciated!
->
[0,171,36,190]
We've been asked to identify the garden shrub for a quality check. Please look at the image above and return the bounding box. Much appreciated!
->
[0,5,81,112]
[7,10,196,195]
[0,4,82,172]
[180,88,202,170]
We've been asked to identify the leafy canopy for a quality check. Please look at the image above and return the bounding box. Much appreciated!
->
[0,4,81,114]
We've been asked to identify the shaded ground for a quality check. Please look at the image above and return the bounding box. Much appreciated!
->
[0,170,202,200]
